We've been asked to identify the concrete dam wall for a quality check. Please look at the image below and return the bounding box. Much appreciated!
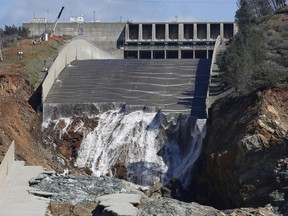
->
[23,21,237,60]
[37,23,227,119]
[42,38,114,103]
[23,22,126,58]
[43,58,211,120]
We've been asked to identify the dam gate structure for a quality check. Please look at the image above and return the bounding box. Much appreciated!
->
[23,21,237,60]
[124,22,237,60]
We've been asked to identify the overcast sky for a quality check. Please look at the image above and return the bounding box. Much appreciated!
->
[0,0,238,28]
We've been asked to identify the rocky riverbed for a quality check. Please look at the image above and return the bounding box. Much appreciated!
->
[30,172,279,216]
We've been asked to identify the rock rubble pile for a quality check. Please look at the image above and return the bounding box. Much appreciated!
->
[30,172,279,216]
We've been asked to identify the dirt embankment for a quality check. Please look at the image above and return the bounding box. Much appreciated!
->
[0,36,67,169]
[0,74,52,169]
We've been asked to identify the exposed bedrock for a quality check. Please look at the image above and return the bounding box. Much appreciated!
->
[193,89,288,214]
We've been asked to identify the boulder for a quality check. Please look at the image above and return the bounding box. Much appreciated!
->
[144,182,163,197]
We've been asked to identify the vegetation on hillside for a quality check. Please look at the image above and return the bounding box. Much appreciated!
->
[0,25,29,47]
[0,25,29,37]
[0,35,64,86]
[217,0,288,95]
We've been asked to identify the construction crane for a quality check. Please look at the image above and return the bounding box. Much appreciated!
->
[51,6,65,36]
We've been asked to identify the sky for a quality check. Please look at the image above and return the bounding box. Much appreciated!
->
[0,0,238,28]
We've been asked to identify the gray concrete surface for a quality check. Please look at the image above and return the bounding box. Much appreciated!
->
[96,193,141,216]
[23,22,126,58]
[206,36,222,111]
[44,59,211,117]
[0,141,15,186]
[0,161,49,216]
[42,38,114,103]
[206,36,234,111]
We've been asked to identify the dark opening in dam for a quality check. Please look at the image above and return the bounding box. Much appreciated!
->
[142,24,152,40]
[224,23,234,39]
[184,24,193,40]
[129,24,139,40]
[139,50,151,59]
[182,50,194,59]
[166,50,178,59]
[156,24,165,40]
[197,24,207,39]
[153,50,165,59]
[169,24,179,40]
[210,24,220,39]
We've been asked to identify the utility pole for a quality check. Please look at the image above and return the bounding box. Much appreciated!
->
[93,11,96,22]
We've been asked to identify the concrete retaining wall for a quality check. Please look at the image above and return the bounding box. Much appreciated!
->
[206,35,222,114]
[210,36,222,75]
[42,38,114,103]
[0,141,15,186]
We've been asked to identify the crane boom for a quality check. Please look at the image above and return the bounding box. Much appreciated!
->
[51,6,65,36]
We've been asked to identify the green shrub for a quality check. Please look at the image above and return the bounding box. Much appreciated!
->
[217,0,288,95]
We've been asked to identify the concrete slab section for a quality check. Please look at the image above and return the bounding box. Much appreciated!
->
[0,162,49,216]
[96,193,141,216]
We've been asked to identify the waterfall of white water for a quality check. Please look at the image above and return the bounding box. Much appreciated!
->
[75,109,168,186]
[43,106,207,188]
[159,118,207,188]
[173,119,207,187]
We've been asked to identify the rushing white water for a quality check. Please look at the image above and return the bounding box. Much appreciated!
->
[163,118,207,187]
[75,109,168,186]
[43,106,207,188]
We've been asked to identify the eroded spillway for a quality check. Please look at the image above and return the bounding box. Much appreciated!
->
[42,58,211,189]
[44,59,211,118]
[42,107,207,188]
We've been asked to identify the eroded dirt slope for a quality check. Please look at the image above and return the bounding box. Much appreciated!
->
[0,74,52,168]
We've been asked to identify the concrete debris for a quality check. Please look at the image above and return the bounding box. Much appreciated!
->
[96,193,141,216]
[28,190,54,198]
